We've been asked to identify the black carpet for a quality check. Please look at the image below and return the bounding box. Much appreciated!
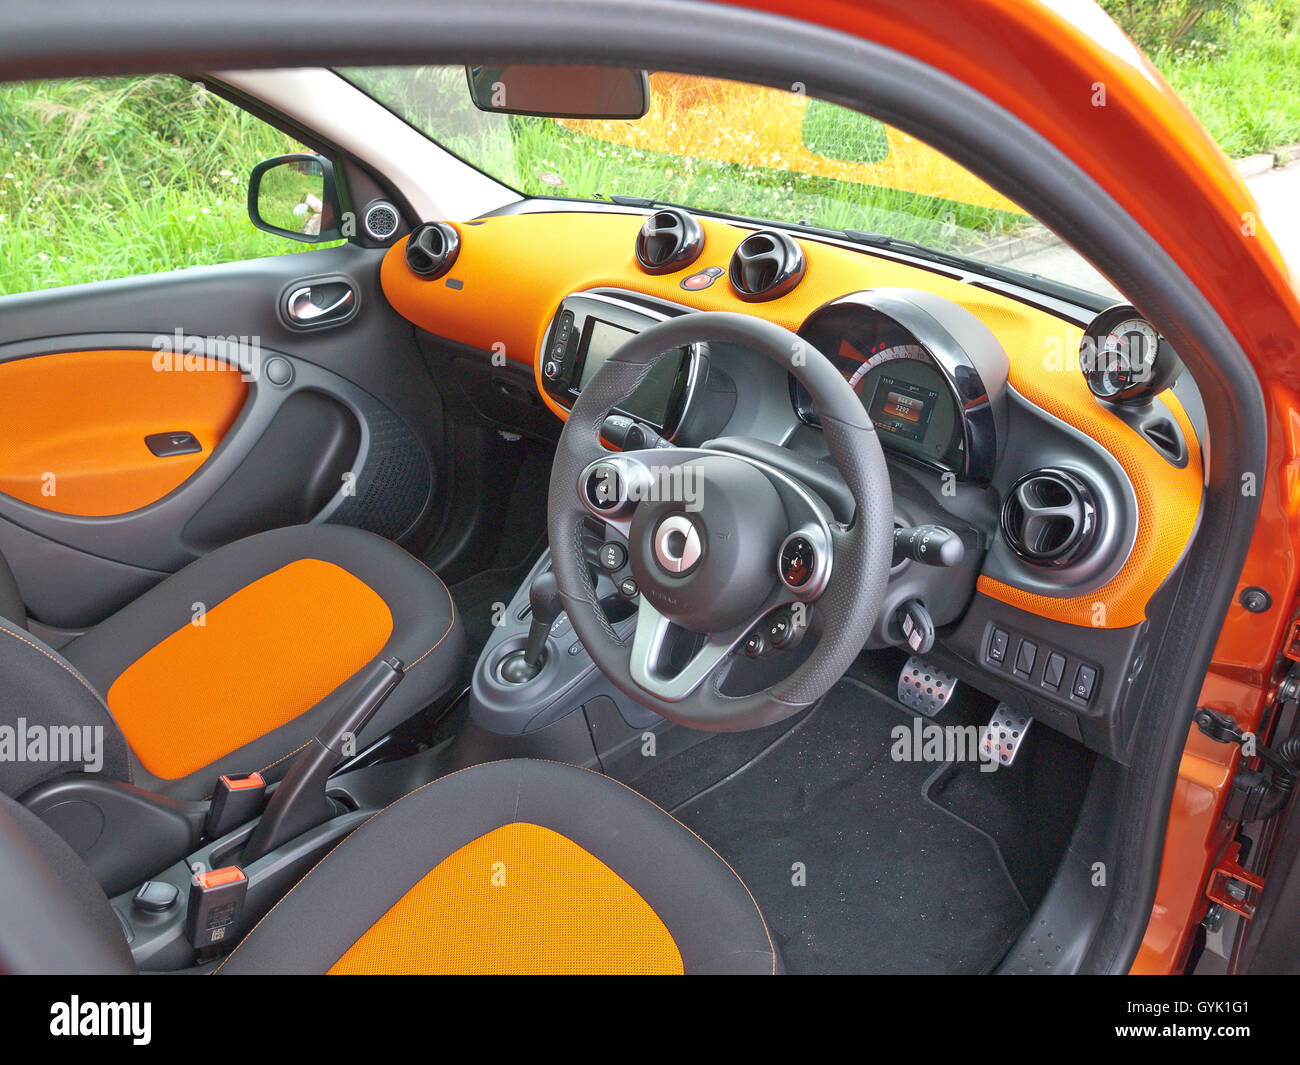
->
[671,678,1030,974]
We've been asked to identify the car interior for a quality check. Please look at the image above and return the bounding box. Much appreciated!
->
[0,36,1255,976]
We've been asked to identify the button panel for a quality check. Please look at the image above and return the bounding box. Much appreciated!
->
[982,623,1100,707]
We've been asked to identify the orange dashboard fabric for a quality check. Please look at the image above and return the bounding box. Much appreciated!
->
[106,559,393,779]
[381,211,1203,628]
[327,821,685,974]
[0,349,248,517]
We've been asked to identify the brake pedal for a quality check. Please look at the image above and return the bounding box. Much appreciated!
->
[897,656,959,718]
[981,703,1032,767]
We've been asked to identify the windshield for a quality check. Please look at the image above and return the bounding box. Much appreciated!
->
[339,66,1117,299]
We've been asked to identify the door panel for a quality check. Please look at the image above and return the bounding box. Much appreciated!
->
[0,349,248,517]
[0,245,445,629]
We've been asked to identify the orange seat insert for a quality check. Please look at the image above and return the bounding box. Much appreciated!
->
[328,821,685,975]
[106,558,393,779]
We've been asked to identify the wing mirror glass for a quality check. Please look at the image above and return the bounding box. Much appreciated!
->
[247,153,344,243]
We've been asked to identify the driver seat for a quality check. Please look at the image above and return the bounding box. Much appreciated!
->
[0,759,780,974]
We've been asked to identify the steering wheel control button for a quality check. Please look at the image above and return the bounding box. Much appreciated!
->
[598,542,627,571]
[1071,664,1098,703]
[1013,639,1037,677]
[544,360,560,380]
[619,577,639,598]
[1042,651,1067,692]
[987,628,1010,664]
[741,630,766,657]
[584,464,624,514]
[652,514,703,575]
[780,535,816,588]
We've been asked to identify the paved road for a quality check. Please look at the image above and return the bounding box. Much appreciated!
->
[1247,161,1300,273]
[995,160,1300,299]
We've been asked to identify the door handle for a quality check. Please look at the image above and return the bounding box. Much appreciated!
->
[286,285,355,324]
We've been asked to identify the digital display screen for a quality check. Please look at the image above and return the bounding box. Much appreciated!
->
[868,374,938,443]
[576,317,686,427]
[579,319,636,389]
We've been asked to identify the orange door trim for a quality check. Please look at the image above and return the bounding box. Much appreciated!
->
[0,349,248,517]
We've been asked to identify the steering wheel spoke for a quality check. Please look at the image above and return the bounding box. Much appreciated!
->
[628,596,750,702]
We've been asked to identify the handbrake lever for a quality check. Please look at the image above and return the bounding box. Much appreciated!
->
[241,656,404,864]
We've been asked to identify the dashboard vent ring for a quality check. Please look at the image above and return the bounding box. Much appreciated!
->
[405,221,460,279]
[728,230,806,301]
[635,209,704,274]
[1001,468,1097,567]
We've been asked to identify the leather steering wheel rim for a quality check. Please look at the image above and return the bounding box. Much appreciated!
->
[547,311,893,731]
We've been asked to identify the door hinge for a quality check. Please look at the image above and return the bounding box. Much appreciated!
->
[1205,840,1266,920]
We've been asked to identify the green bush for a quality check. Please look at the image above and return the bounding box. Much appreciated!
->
[1099,0,1246,53]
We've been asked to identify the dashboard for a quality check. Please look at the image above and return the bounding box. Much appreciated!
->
[379,205,1205,759]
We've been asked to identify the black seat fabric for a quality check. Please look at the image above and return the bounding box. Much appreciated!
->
[0,525,462,802]
[0,761,779,975]
[218,759,779,975]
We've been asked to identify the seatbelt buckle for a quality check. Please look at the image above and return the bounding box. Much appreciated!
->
[205,772,266,838]
[185,866,248,952]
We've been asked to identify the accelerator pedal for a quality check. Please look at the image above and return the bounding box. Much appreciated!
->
[981,703,1033,767]
[897,656,959,718]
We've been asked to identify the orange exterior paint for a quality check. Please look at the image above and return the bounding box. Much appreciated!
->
[107,558,393,779]
[0,349,248,516]
[327,821,684,974]
[383,210,1203,628]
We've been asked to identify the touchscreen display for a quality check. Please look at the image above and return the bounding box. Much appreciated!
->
[577,317,686,426]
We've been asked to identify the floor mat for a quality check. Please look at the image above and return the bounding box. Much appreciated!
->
[672,677,1030,974]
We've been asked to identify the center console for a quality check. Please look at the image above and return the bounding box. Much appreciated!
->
[539,291,704,439]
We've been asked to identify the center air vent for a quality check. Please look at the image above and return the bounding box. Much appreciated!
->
[635,209,704,274]
[405,221,460,279]
[1001,468,1097,567]
[728,231,806,301]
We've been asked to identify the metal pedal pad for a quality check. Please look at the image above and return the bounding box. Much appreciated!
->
[981,703,1032,767]
[897,656,959,718]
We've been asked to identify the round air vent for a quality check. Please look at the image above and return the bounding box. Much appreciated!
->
[362,200,401,244]
[1001,468,1097,567]
[728,230,806,301]
[404,221,460,279]
[635,209,704,274]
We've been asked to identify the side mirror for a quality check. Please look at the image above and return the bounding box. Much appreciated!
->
[247,153,344,243]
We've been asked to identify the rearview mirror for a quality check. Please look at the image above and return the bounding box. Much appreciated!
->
[465,64,650,119]
[247,153,344,243]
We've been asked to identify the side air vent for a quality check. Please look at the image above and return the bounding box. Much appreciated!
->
[362,200,401,244]
[404,221,460,279]
[1001,468,1097,567]
[728,231,806,301]
[635,209,704,274]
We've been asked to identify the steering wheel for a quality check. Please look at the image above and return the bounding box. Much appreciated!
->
[547,312,893,731]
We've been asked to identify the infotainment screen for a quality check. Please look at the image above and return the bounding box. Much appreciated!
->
[576,317,687,426]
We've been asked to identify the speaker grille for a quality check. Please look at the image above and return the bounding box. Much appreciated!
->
[363,201,400,242]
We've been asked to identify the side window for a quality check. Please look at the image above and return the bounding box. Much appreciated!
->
[0,75,339,295]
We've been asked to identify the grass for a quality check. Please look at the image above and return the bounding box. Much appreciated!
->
[6,24,1300,299]
[1145,2,1300,156]
[0,75,328,294]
